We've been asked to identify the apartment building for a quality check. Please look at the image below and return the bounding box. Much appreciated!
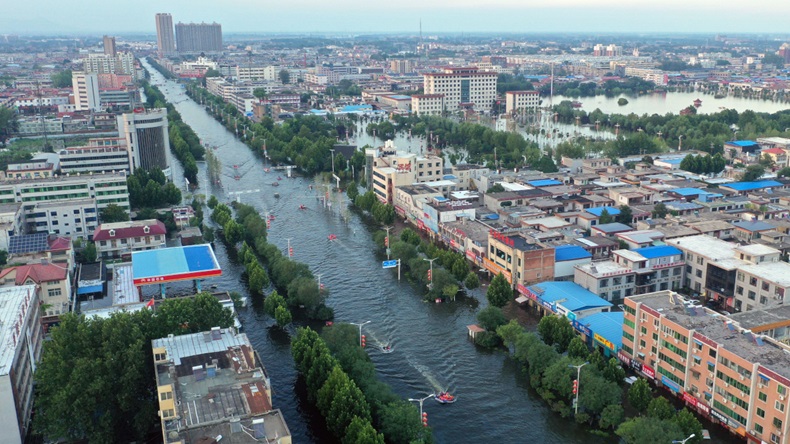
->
[574,245,684,302]
[422,67,497,112]
[505,90,540,114]
[411,94,445,116]
[371,149,445,204]
[59,137,133,174]
[84,52,136,78]
[0,264,71,317]
[152,327,291,444]
[667,235,790,312]
[71,71,100,111]
[28,198,99,239]
[622,291,790,444]
[0,285,42,444]
[117,109,172,178]
[485,230,555,286]
[93,219,167,260]
[175,22,223,53]
[155,13,176,55]
[0,172,128,235]
[235,65,279,82]
[7,233,74,273]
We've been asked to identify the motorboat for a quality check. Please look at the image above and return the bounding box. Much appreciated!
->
[264,168,270,173]
[274,193,280,199]
[272,182,280,187]
[299,205,307,210]
[328,234,337,241]
[380,344,394,353]
[277,176,283,181]
[434,392,457,404]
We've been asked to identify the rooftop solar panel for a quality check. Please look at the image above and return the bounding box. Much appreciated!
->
[8,233,49,255]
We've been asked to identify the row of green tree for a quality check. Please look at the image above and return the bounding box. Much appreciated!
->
[188,83,362,177]
[539,77,658,98]
[209,199,333,321]
[126,168,182,209]
[553,106,790,156]
[493,315,704,443]
[292,326,433,444]
[34,294,235,442]
[679,153,727,175]
[142,81,204,183]
[387,114,555,171]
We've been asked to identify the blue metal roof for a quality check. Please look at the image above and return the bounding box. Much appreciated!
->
[586,206,620,217]
[577,312,624,350]
[732,220,776,232]
[633,245,682,259]
[555,245,592,262]
[527,179,563,187]
[671,187,712,197]
[529,281,612,312]
[723,180,782,192]
[666,201,704,211]
[726,140,759,147]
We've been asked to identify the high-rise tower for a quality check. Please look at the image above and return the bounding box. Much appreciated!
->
[155,13,176,56]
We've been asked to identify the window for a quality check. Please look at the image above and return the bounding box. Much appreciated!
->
[772,433,780,444]
[776,400,785,412]
[779,385,787,396]
[163,409,175,418]
[47,288,61,298]
[749,291,756,300]
[758,407,766,418]
[160,391,173,401]
[696,269,702,278]
[661,269,669,278]
[751,277,758,286]
[774,418,783,430]
[600,279,609,288]
[673,267,682,276]
[760,392,768,402]
[154,352,166,361]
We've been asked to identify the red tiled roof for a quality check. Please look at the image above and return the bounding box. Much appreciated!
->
[47,236,72,251]
[0,263,67,284]
[93,220,167,241]
[763,148,786,155]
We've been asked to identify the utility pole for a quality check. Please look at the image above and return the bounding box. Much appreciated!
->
[286,238,293,257]
[329,148,336,175]
[568,362,589,416]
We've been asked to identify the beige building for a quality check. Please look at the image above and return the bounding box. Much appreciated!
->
[411,94,445,116]
[505,90,540,114]
[0,264,71,317]
[152,327,291,444]
[93,219,167,260]
[0,285,42,444]
[423,67,497,112]
[371,149,445,204]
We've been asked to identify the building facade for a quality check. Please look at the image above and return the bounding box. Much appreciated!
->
[422,67,497,112]
[505,90,540,114]
[622,291,790,444]
[155,13,176,55]
[175,22,223,53]
[93,219,167,259]
[0,264,71,317]
[411,94,445,116]
[116,109,172,178]
[71,71,100,112]
[60,138,132,174]
[0,285,42,444]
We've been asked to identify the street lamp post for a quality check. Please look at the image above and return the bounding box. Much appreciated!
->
[423,257,437,290]
[329,148,336,175]
[568,362,589,416]
[408,394,434,428]
[383,226,393,260]
[349,321,371,347]
[672,434,696,444]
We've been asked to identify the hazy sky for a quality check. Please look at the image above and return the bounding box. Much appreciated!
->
[3,0,790,35]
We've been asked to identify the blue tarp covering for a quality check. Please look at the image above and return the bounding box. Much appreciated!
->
[77,284,102,295]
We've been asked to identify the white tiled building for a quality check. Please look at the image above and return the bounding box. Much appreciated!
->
[0,285,42,444]
[423,67,497,112]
